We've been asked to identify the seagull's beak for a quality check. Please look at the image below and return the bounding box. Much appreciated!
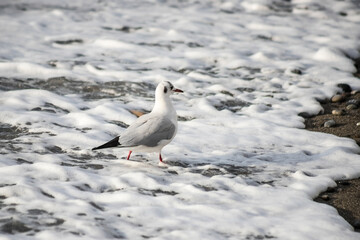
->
[172,88,183,93]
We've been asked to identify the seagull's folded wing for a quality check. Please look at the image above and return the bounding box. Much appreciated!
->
[119,115,176,148]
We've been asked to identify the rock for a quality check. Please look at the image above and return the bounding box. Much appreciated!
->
[357,122,360,126]
[346,99,360,107]
[337,83,352,93]
[351,90,359,95]
[331,94,344,103]
[324,120,336,128]
[320,194,330,201]
[346,104,358,110]
[331,109,344,115]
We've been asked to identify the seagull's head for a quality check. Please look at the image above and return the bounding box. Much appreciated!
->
[156,81,183,98]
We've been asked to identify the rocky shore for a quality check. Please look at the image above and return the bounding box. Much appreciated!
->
[304,83,360,232]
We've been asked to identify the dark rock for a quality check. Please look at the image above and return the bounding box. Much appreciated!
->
[337,83,352,93]
[346,99,360,107]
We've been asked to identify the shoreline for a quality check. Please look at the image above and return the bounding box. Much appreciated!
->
[303,88,360,232]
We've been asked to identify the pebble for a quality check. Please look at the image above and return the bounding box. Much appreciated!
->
[357,122,360,126]
[346,104,357,110]
[331,109,344,115]
[324,120,336,128]
[331,94,344,103]
[320,194,330,201]
[346,99,360,106]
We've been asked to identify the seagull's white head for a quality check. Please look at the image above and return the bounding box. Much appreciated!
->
[152,81,183,114]
[156,81,183,98]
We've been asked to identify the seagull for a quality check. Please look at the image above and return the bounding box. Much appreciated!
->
[92,81,183,162]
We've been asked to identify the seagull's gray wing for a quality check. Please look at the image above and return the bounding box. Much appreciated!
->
[119,114,176,148]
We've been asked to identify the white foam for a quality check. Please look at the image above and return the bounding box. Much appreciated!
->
[0,62,70,79]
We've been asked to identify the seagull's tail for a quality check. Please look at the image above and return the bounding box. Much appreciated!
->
[92,136,120,150]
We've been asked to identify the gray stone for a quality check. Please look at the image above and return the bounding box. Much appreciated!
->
[324,120,336,128]
[346,104,357,110]
[346,99,360,106]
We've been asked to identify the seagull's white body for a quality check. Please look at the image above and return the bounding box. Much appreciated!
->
[92,81,182,162]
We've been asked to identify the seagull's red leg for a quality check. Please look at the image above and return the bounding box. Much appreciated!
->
[159,153,163,162]
[127,151,132,160]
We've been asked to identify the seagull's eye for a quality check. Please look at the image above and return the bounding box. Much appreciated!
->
[164,86,168,93]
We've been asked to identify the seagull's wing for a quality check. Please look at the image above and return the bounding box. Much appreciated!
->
[119,114,176,148]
